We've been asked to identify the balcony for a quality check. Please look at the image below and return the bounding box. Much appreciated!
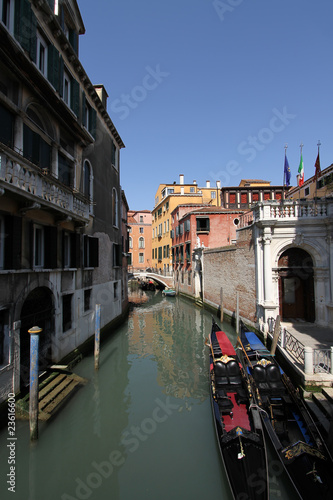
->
[0,144,90,223]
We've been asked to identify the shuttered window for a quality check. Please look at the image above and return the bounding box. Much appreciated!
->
[84,236,99,268]
[14,0,37,61]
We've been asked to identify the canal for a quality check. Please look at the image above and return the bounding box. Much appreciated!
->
[0,291,297,500]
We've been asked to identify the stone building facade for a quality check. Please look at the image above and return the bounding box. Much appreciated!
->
[0,0,126,402]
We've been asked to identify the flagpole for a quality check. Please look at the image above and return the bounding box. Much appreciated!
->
[315,140,321,200]
[298,142,303,201]
[283,144,287,202]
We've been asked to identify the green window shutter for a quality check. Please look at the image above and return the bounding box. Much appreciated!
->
[47,44,59,90]
[89,107,97,139]
[69,30,78,55]
[14,0,37,61]
[82,93,86,127]
[71,79,80,116]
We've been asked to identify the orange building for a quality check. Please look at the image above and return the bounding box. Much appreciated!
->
[128,210,152,271]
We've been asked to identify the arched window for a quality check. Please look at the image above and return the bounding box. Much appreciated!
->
[83,160,92,197]
[129,236,133,249]
[112,188,118,227]
[139,237,144,248]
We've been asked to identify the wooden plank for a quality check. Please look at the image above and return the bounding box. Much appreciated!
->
[38,374,67,401]
[39,376,75,412]
[41,379,80,415]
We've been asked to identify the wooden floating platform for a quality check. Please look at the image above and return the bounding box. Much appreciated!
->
[16,370,87,421]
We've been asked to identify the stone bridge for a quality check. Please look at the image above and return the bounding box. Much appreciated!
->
[132,272,174,289]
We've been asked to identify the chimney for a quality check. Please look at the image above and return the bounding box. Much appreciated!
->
[179,174,184,185]
[216,180,221,189]
[206,180,211,188]
[193,180,197,185]
[94,85,108,109]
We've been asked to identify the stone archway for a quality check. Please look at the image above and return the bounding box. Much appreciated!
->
[20,287,54,389]
[278,248,315,322]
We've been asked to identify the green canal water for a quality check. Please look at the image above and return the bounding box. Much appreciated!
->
[0,291,297,500]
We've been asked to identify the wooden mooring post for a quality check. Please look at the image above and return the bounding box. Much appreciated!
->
[270,315,281,355]
[220,287,224,323]
[94,304,101,371]
[236,291,239,335]
[28,326,42,441]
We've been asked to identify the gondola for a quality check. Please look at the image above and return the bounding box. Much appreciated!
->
[238,321,333,499]
[206,319,269,500]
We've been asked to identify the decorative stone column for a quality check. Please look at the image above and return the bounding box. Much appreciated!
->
[263,227,273,304]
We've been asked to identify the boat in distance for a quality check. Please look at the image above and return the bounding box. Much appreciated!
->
[162,288,176,296]
[238,321,333,500]
[206,319,269,500]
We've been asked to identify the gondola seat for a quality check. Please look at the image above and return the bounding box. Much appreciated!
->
[227,360,242,386]
[216,389,234,414]
[214,362,228,386]
[266,364,285,392]
[252,365,270,391]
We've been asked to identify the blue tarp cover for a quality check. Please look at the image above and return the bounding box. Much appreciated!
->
[245,331,269,352]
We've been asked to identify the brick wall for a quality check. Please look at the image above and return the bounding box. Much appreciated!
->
[202,227,256,322]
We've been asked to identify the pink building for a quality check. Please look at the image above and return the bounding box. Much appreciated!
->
[128,210,152,271]
[171,205,244,293]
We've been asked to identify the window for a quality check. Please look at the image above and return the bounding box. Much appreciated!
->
[211,191,216,199]
[113,243,121,267]
[84,289,91,312]
[190,187,195,193]
[304,187,310,196]
[63,71,71,106]
[58,153,73,186]
[158,246,162,261]
[185,243,191,261]
[185,220,190,232]
[112,188,119,227]
[23,124,51,171]
[37,33,48,76]
[139,237,144,248]
[62,294,73,332]
[140,216,144,223]
[83,98,96,138]
[129,236,133,249]
[84,236,99,268]
[139,227,144,233]
[34,225,44,268]
[63,232,70,268]
[0,104,14,147]
[139,252,144,263]
[114,282,118,299]
[0,215,21,269]
[1,0,14,33]
[83,160,92,198]
[196,218,210,232]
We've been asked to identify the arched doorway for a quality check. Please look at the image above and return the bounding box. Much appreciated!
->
[278,248,315,322]
[20,287,54,389]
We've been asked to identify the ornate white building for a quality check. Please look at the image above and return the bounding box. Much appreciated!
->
[251,199,332,330]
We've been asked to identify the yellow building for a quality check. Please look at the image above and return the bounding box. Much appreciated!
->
[286,163,333,200]
[151,174,221,272]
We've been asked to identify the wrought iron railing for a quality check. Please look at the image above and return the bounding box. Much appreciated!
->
[267,317,332,374]
[314,349,331,374]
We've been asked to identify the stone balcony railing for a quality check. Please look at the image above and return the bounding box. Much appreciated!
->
[239,199,332,228]
[253,199,331,222]
[0,144,90,223]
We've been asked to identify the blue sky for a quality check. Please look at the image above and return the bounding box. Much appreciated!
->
[78,0,333,210]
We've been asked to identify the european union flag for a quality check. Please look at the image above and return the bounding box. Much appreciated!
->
[284,155,291,187]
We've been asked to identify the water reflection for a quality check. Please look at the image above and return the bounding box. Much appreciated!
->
[0,290,297,500]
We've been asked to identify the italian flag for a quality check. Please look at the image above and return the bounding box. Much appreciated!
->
[298,153,304,186]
